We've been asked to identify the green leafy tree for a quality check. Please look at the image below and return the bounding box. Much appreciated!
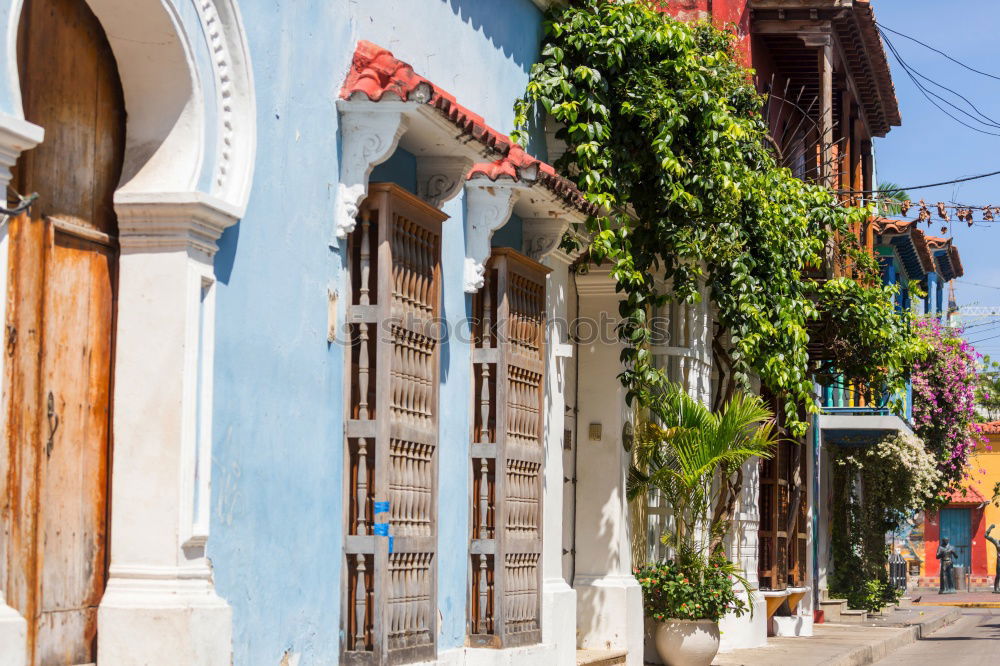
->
[975,354,1000,422]
[513,0,920,434]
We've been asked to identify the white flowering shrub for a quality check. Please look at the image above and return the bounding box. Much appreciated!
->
[830,433,941,610]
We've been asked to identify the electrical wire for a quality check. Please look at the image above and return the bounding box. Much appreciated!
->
[957,280,1000,291]
[876,23,1000,83]
[879,30,1000,137]
[881,31,1000,132]
[967,332,1000,345]
[838,168,1000,195]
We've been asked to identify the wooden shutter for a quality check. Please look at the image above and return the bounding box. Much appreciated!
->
[342,183,446,665]
[469,248,549,648]
[758,393,807,590]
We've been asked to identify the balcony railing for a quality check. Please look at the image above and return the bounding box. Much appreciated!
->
[820,378,913,422]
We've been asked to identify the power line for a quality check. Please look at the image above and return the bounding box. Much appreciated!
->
[879,30,1000,138]
[957,280,1000,291]
[967,332,1000,345]
[876,23,1000,83]
[838,168,1000,195]
[883,38,1000,130]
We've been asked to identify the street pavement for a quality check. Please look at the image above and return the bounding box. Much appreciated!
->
[875,608,1000,665]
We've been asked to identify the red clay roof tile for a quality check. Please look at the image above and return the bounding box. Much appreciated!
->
[341,41,597,216]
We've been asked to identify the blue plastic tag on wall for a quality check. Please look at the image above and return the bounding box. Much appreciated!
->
[373,501,390,515]
[373,522,389,537]
[388,536,394,553]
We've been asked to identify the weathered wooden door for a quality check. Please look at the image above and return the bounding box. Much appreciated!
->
[2,0,125,663]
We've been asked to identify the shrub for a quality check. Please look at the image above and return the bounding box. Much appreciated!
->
[636,555,749,622]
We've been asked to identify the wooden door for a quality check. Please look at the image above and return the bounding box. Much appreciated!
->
[940,509,972,569]
[3,0,125,663]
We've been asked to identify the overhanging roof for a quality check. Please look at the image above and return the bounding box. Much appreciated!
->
[750,0,901,137]
[874,217,934,281]
[925,236,965,281]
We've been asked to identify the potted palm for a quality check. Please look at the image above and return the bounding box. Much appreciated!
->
[628,386,779,666]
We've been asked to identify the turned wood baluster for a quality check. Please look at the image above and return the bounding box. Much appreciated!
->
[357,211,372,535]
[479,458,489,538]
[479,272,492,444]
[355,554,368,649]
[478,553,489,632]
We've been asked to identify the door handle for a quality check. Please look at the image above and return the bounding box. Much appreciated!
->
[45,391,59,458]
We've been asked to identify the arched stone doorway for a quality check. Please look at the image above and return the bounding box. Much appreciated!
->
[0,0,256,663]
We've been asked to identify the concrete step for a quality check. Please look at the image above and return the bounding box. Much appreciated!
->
[837,608,869,624]
[897,596,913,609]
[818,598,847,621]
[576,649,626,666]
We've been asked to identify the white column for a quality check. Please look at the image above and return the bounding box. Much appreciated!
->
[719,458,767,651]
[0,112,43,666]
[97,193,238,665]
[525,220,579,666]
[572,267,643,665]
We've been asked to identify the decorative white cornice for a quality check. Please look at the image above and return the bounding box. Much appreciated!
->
[463,179,523,293]
[0,113,43,190]
[416,156,471,208]
[114,191,241,256]
[334,101,412,241]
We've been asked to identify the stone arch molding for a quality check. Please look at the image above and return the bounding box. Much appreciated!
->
[0,2,257,664]
[2,0,256,216]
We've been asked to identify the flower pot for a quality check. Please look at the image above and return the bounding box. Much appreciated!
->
[654,618,721,666]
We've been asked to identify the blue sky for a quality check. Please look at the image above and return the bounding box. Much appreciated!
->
[872,1,1000,355]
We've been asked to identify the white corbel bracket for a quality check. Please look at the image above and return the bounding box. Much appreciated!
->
[417,156,472,208]
[463,179,524,293]
[334,100,412,241]
[0,114,44,192]
[523,218,567,262]
[523,217,588,265]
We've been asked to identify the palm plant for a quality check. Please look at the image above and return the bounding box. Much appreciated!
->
[876,181,912,217]
[627,385,780,564]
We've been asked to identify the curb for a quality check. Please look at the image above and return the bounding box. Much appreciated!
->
[824,608,962,666]
[913,601,1000,608]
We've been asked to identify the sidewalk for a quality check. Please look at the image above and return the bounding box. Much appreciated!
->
[712,606,961,666]
[913,590,1000,607]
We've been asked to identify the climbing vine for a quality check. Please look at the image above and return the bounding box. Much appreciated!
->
[513,0,919,434]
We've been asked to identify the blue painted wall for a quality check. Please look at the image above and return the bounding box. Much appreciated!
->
[209,1,544,663]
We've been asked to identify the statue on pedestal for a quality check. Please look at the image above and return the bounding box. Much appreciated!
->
[937,537,957,594]
[986,524,1000,594]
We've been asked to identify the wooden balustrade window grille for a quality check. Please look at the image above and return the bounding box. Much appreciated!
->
[468,248,550,648]
[757,392,808,591]
[342,183,447,665]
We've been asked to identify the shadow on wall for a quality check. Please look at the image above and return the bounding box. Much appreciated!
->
[444,0,543,69]
[577,496,624,643]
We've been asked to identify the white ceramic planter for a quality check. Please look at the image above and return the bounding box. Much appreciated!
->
[654,619,721,666]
